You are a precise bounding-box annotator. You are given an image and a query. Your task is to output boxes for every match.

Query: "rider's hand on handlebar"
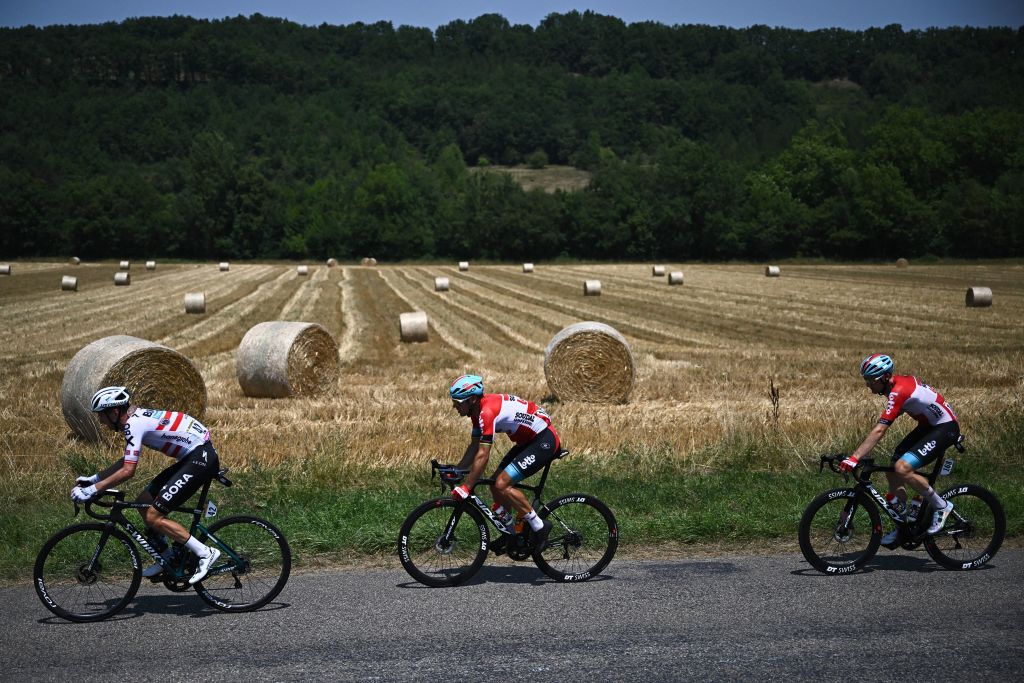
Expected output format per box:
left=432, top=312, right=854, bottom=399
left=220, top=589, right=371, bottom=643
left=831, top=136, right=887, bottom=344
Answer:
left=451, top=484, right=470, bottom=501
left=71, top=484, right=97, bottom=503
left=839, top=456, right=859, bottom=474
left=76, top=474, right=100, bottom=487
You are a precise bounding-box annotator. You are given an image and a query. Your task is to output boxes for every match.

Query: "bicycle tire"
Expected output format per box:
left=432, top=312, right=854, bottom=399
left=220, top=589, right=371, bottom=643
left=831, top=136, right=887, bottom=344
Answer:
left=398, top=498, right=488, bottom=587
left=193, top=515, right=291, bottom=611
left=533, top=493, right=618, bottom=582
left=924, top=484, right=1005, bottom=570
left=34, top=522, right=142, bottom=622
left=798, top=488, right=881, bottom=574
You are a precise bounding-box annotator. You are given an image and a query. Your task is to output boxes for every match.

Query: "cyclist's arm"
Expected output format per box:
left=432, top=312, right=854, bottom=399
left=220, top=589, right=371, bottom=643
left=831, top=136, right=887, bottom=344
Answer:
left=93, top=459, right=137, bottom=492
left=455, top=438, right=479, bottom=470
left=462, top=442, right=491, bottom=491
left=850, top=422, right=889, bottom=461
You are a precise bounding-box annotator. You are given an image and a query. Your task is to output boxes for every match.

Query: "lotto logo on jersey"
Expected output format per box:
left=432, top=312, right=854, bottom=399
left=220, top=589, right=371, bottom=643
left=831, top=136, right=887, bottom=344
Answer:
left=885, top=392, right=897, bottom=413
left=517, top=454, right=536, bottom=469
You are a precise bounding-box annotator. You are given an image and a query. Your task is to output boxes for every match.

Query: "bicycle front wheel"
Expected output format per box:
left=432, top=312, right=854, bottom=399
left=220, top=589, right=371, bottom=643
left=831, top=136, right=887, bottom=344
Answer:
left=194, top=515, right=291, bottom=611
left=924, top=484, right=1005, bottom=570
left=34, top=523, right=141, bottom=622
left=398, top=498, right=488, bottom=587
left=534, top=493, right=618, bottom=582
left=798, top=488, right=881, bottom=574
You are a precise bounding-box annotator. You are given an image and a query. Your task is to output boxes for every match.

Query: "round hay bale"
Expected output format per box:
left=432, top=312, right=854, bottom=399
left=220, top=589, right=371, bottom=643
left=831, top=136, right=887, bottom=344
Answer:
left=114, top=272, right=131, bottom=286
left=523, top=263, right=534, bottom=273
left=544, top=322, right=635, bottom=404
left=361, top=257, right=370, bottom=265
left=60, top=335, right=207, bottom=442
left=297, top=265, right=309, bottom=276
left=61, top=275, right=78, bottom=292
left=236, top=321, right=340, bottom=398
left=219, top=262, right=230, bottom=272
left=119, top=260, right=130, bottom=271
left=458, top=261, right=469, bottom=272
left=399, top=311, right=429, bottom=343
left=0, top=265, right=10, bottom=275
left=765, top=265, right=781, bottom=277
left=71, top=257, right=81, bottom=265
left=184, top=292, right=206, bottom=314
left=434, top=277, right=450, bottom=292
left=668, top=271, right=684, bottom=285
left=896, top=258, right=909, bottom=269
left=652, top=265, right=666, bottom=277
left=145, top=260, right=156, bottom=271
left=368, top=257, right=377, bottom=266
left=583, top=280, right=602, bottom=296
left=965, top=286, right=992, bottom=308
left=327, top=258, right=338, bottom=267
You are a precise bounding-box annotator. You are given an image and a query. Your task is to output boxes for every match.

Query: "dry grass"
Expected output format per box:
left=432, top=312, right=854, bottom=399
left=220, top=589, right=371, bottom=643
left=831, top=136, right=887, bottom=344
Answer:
left=1, top=261, right=1022, bottom=484
left=470, top=164, right=592, bottom=193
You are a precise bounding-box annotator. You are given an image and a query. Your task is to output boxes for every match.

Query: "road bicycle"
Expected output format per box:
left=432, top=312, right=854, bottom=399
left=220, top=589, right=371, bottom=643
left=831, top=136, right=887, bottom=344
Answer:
left=798, top=438, right=1005, bottom=574
left=34, top=468, right=291, bottom=622
left=398, top=450, right=618, bottom=586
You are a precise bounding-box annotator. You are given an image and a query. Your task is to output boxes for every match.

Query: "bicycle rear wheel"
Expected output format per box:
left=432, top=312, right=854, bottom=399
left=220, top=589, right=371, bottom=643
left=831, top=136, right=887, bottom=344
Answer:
left=194, top=515, right=291, bottom=611
left=398, top=498, right=488, bottom=587
left=34, top=523, right=141, bottom=622
left=924, top=484, right=1005, bottom=570
left=534, top=493, right=618, bottom=582
left=798, top=488, right=881, bottom=574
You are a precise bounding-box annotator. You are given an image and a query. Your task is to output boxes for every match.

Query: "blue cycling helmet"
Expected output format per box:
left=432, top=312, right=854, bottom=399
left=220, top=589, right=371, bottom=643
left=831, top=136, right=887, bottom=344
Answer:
left=449, top=374, right=484, bottom=401
left=860, top=354, right=894, bottom=380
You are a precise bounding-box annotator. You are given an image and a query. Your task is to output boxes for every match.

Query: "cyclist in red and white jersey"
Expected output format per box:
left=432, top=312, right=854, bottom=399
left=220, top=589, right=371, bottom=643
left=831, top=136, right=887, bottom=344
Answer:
left=447, top=374, right=560, bottom=550
left=840, top=355, right=960, bottom=543
left=70, top=386, right=221, bottom=584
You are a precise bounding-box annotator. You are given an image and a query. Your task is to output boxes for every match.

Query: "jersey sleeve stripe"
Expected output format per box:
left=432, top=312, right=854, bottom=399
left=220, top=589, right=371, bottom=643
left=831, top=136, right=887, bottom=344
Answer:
left=169, top=412, right=184, bottom=431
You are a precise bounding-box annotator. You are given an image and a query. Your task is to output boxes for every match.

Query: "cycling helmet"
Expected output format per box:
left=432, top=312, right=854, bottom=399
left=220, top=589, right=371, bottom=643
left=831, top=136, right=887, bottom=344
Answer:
left=90, top=386, right=131, bottom=412
left=859, top=354, right=894, bottom=380
left=449, top=374, right=484, bottom=402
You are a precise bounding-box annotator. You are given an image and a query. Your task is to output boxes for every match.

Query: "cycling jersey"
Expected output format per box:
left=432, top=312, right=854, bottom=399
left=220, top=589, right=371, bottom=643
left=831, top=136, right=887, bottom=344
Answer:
left=473, top=394, right=559, bottom=447
left=122, top=408, right=211, bottom=463
left=879, top=375, right=958, bottom=427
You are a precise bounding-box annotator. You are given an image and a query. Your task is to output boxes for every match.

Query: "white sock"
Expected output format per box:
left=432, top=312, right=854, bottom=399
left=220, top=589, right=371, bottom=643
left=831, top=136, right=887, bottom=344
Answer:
left=523, top=510, right=544, bottom=532
left=924, top=487, right=945, bottom=509
left=184, top=535, right=211, bottom=557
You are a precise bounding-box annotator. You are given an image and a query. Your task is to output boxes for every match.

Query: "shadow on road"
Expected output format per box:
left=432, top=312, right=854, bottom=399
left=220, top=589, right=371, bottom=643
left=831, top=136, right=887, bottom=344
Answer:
left=395, top=563, right=615, bottom=589
left=791, top=552, right=1000, bottom=576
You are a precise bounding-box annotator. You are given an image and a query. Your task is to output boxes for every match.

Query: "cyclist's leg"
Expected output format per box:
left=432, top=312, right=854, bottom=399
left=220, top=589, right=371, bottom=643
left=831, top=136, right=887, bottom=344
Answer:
left=144, top=443, right=219, bottom=545
left=893, top=423, right=960, bottom=504
left=490, top=444, right=526, bottom=511
left=494, top=429, right=558, bottom=518
left=887, top=424, right=930, bottom=503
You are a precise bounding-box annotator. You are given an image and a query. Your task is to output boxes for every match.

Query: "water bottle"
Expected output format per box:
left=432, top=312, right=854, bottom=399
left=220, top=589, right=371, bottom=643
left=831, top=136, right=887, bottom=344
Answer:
left=906, top=496, right=924, bottom=523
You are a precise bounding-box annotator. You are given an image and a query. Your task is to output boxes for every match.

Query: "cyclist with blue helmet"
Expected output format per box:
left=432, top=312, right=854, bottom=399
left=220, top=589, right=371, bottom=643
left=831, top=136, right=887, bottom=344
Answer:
left=841, top=354, right=960, bottom=544
left=447, top=374, right=559, bottom=550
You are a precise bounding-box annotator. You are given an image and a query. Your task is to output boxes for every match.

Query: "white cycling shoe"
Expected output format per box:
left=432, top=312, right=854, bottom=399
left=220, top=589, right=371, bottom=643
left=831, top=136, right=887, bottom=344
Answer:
left=881, top=529, right=900, bottom=546
left=927, top=500, right=954, bottom=535
left=188, top=548, right=221, bottom=585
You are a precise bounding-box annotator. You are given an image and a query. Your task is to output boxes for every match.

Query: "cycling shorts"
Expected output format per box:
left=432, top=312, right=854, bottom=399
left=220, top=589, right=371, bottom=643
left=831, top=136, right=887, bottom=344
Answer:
left=497, top=428, right=559, bottom=483
left=146, top=442, right=219, bottom=514
left=891, top=422, right=960, bottom=470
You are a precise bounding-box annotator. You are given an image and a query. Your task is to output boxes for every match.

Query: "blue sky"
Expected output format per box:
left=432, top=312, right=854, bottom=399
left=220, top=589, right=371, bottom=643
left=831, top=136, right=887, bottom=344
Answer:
left=2, top=0, right=1022, bottom=30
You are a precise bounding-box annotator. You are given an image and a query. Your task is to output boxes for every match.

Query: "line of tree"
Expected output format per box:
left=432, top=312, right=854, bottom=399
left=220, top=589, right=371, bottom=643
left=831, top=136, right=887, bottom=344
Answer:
left=1, top=13, right=1022, bottom=260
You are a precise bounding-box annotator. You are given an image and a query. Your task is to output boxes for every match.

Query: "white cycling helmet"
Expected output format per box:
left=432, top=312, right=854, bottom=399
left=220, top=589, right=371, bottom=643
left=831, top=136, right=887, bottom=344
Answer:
left=90, top=386, right=131, bottom=412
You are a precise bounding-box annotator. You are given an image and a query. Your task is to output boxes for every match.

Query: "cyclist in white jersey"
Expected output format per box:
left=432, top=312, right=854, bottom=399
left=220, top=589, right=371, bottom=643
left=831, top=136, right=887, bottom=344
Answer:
left=840, top=355, right=960, bottom=544
left=70, top=386, right=221, bottom=584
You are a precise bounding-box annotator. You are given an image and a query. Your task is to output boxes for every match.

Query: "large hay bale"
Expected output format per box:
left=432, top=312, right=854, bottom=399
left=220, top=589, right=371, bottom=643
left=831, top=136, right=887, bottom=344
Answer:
left=458, top=261, right=469, bottom=272
left=184, top=292, right=206, bottom=314
left=896, top=258, right=909, bottom=268
left=544, top=322, right=635, bottom=403
left=965, top=286, right=993, bottom=308
left=583, top=280, right=602, bottom=296
left=327, top=258, right=338, bottom=267
left=146, top=260, right=156, bottom=271
left=399, top=311, right=429, bottom=343
left=668, top=271, right=684, bottom=285
left=434, top=277, right=450, bottom=292
left=368, top=257, right=377, bottom=266
left=361, top=257, right=370, bottom=265
left=236, top=321, right=340, bottom=398
left=114, top=272, right=130, bottom=286
left=765, top=265, right=781, bottom=277
left=61, top=275, right=78, bottom=291
left=119, top=260, right=130, bottom=270
left=71, top=257, right=81, bottom=265
left=297, top=265, right=309, bottom=276
left=60, top=336, right=207, bottom=442
left=652, top=265, right=666, bottom=276
left=0, top=265, right=10, bottom=275
left=219, top=262, right=230, bottom=272
left=523, top=263, right=534, bottom=273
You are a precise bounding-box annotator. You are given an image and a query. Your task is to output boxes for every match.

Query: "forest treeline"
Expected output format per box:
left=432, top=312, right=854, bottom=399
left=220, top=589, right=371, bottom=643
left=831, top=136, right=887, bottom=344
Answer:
left=1, top=12, right=1022, bottom=260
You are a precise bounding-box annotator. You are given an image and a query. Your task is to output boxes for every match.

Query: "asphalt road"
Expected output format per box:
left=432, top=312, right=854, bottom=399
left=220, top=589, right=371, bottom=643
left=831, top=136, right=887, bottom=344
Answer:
left=4, top=549, right=1022, bottom=682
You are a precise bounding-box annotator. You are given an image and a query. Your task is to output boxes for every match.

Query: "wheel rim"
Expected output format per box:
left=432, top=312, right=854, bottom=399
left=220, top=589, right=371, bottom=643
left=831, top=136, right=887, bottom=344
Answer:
left=198, top=519, right=289, bottom=609
left=536, top=500, right=615, bottom=577
left=927, top=493, right=1000, bottom=565
left=403, top=505, right=483, bottom=583
left=37, top=528, right=137, bottom=620
left=804, top=497, right=875, bottom=568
